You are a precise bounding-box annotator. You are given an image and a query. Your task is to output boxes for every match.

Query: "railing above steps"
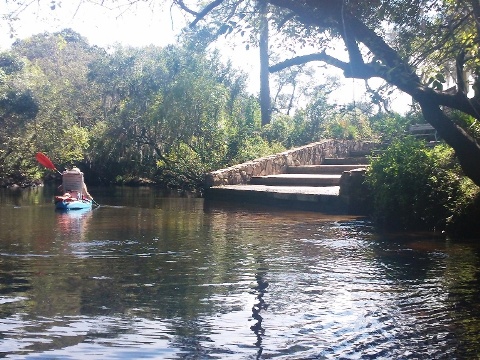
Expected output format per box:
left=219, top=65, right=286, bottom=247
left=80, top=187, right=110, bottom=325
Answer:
left=204, top=139, right=378, bottom=187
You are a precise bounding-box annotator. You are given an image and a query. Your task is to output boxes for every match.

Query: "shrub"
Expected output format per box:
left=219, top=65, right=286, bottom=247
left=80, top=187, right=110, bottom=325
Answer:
left=233, top=134, right=285, bottom=165
left=365, top=137, right=478, bottom=231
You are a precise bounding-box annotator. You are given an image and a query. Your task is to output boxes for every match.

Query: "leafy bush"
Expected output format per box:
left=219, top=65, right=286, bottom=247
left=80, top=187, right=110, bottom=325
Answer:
left=369, top=112, right=410, bottom=143
left=449, top=109, right=480, bottom=142
left=156, top=142, right=215, bottom=189
left=366, top=137, right=478, bottom=231
left=232, top=134, right=285, bottom=165
left=326, top=111, right=374, bottom=140
left=262, top=114, right=295, bottom=148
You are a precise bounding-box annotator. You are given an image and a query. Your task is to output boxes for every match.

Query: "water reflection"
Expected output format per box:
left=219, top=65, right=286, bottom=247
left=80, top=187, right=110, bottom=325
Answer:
left=55, top=208, right=94, bottom=239
left=250, top=267, right=268, bottom=359
left=0, top=185, right=55, bottom=207
left=0, top=186, right=480, bottom=359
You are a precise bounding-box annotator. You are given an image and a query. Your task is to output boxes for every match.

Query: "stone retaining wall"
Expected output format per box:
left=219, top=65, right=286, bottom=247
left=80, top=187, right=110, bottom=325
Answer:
left=339, top=168, right=372, bottom=215
left=205, top=139, right=377, bottom=187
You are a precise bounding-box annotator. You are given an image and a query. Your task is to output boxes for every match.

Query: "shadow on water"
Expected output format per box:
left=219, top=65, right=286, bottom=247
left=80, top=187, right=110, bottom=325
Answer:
left=370, top=232, right=448, bottom=282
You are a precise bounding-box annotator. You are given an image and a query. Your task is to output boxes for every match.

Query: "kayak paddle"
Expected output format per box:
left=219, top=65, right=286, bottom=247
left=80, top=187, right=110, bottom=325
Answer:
left=35, top=152, right=62, bottom=175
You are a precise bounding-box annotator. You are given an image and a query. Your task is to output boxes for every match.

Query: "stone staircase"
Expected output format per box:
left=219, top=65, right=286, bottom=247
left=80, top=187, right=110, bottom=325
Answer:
left=204, top=140, right=376, bottom=214
left=205, top=156, right=370, bottom=214
left=250, top=163, right=366, bottom=187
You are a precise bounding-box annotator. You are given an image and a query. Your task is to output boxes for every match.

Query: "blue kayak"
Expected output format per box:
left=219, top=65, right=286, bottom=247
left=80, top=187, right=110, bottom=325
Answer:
left=55, top=170, right=94, bottom=210
left=55, top=196, right=93, bottom=210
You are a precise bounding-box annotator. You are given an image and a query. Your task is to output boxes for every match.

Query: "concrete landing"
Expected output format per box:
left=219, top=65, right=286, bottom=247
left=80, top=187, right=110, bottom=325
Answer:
left=207, top=184, right=340, bottom=195
left=205, top=184, right=346, bottom=213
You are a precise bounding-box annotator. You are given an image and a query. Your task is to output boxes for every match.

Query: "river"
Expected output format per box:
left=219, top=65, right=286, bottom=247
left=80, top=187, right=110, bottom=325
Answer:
left=0, top=185, right=479, bottom=359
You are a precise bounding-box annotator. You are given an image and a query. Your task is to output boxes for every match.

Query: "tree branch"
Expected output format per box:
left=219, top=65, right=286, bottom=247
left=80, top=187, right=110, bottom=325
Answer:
left=427, top=88, right=480, bottom=118
left=270, top=52, right=344, bottom=72
left=268, top=0, right=422, bottom=95
left=190, top=0, right=227, bottom=27
left=267, top=0, right=480, bottom=119
left=269, top=52, right=378, bottom=79
left=456, top=50, right=467, bottom=94
left=173, top=0, right=198, bottom=16
left=338, top=1, right=364, bottom=71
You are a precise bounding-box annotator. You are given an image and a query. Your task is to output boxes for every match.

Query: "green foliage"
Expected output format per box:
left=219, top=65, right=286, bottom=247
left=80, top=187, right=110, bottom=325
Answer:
left=0, top=90, right=38, bottom=119
left=325, top=110, right=374, bottom=140
left=0, top=28, right=269, bottom=188
left=300, top=87, right=336, bottom=142
left=263, top=85, right=339, bottom=148
left=449, top=109, right=480, bottom=142
left=85, top=43, right=252, bottom=185
left=0, top=52, right=24, bottom=75
left=232, top=134, right=285, bottom=165
left=263, top=101, right=398, bottom=148
left=61, top=125, right=90, bottom=165
left=157, top=142, right=208, bottom=189
left=262, top=113, right=295, bottom=147
left=369, top=112, right=411, bottom=143
left=366, top=137, right=478, bottom=231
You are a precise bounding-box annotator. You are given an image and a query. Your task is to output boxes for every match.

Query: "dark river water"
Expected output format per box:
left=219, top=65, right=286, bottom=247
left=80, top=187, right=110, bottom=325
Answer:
left=1, top=185, right=480, bottom=359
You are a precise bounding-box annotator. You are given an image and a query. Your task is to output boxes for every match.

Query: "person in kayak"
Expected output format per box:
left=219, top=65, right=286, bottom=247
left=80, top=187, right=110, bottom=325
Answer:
left=58, top=167, right=93, bottom=200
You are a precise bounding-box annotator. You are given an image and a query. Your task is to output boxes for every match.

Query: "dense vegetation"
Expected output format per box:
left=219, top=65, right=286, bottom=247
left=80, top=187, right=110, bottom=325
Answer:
left=123, top=0, right=480, bottom=235
left=0, top=29, right=263, bottom=188
left=0, top=28, right=404, bottom=189
left=366, top=138, right=479, bottom=234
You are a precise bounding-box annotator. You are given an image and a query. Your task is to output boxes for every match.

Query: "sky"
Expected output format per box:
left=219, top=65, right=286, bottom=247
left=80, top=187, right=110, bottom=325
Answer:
left=0, top=1, right=411, bottom=113
left=1, top=1, right=265, bottom=92
left=1, top=2, right=183, bottom=48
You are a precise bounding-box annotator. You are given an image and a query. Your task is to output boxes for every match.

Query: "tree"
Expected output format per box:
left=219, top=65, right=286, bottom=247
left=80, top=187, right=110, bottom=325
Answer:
left=0, top=29, right=107, bottom=185
left=271, top=65, right=313, bottom=116
left=258, top=0, right=271, bottom=125
left=86, top=42, right=254, bottom=186
left=170, top=0, right=480, bottom=187
left=0, top=52, right=40, bottom=183
left=11, top=29, right=104, bottom=163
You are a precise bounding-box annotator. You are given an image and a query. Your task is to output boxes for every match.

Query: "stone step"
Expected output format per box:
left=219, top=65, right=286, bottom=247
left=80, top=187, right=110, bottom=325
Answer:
left=322, top=157, right=370, bottom=165
left=287, top=164, right=368, bottom=174
left=250, top=174, right=341, bottom=187
left=349, top=150, right=373, bottom=157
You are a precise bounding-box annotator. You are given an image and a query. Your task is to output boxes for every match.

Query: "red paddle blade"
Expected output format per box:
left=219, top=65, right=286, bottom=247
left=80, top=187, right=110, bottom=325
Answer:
left=35, top=152, right=57, bottom=171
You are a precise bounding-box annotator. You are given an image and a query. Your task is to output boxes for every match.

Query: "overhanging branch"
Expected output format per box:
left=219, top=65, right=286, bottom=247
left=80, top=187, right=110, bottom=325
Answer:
left=189, top=0, right=226, bottom=27
left=270, top=52, right=345, bottom=72
left=269, top=52, right=378, bottom=79
left=275, top=12, right=295, bottom=30
left=173, top=0, right=198, bottom=16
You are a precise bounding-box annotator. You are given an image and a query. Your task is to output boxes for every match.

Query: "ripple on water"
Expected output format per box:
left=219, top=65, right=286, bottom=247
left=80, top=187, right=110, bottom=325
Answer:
left=0, top=198, right=478, bottom=359
left=1, top=315, right=179, bottom=358
left=69, top=239, right=139, bottom=258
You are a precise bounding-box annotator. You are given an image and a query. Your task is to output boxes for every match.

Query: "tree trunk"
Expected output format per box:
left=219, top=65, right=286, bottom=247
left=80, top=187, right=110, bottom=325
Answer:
left=259, top=0, right=271, bottom=126
left=418, top=100, right=480, bottom=186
